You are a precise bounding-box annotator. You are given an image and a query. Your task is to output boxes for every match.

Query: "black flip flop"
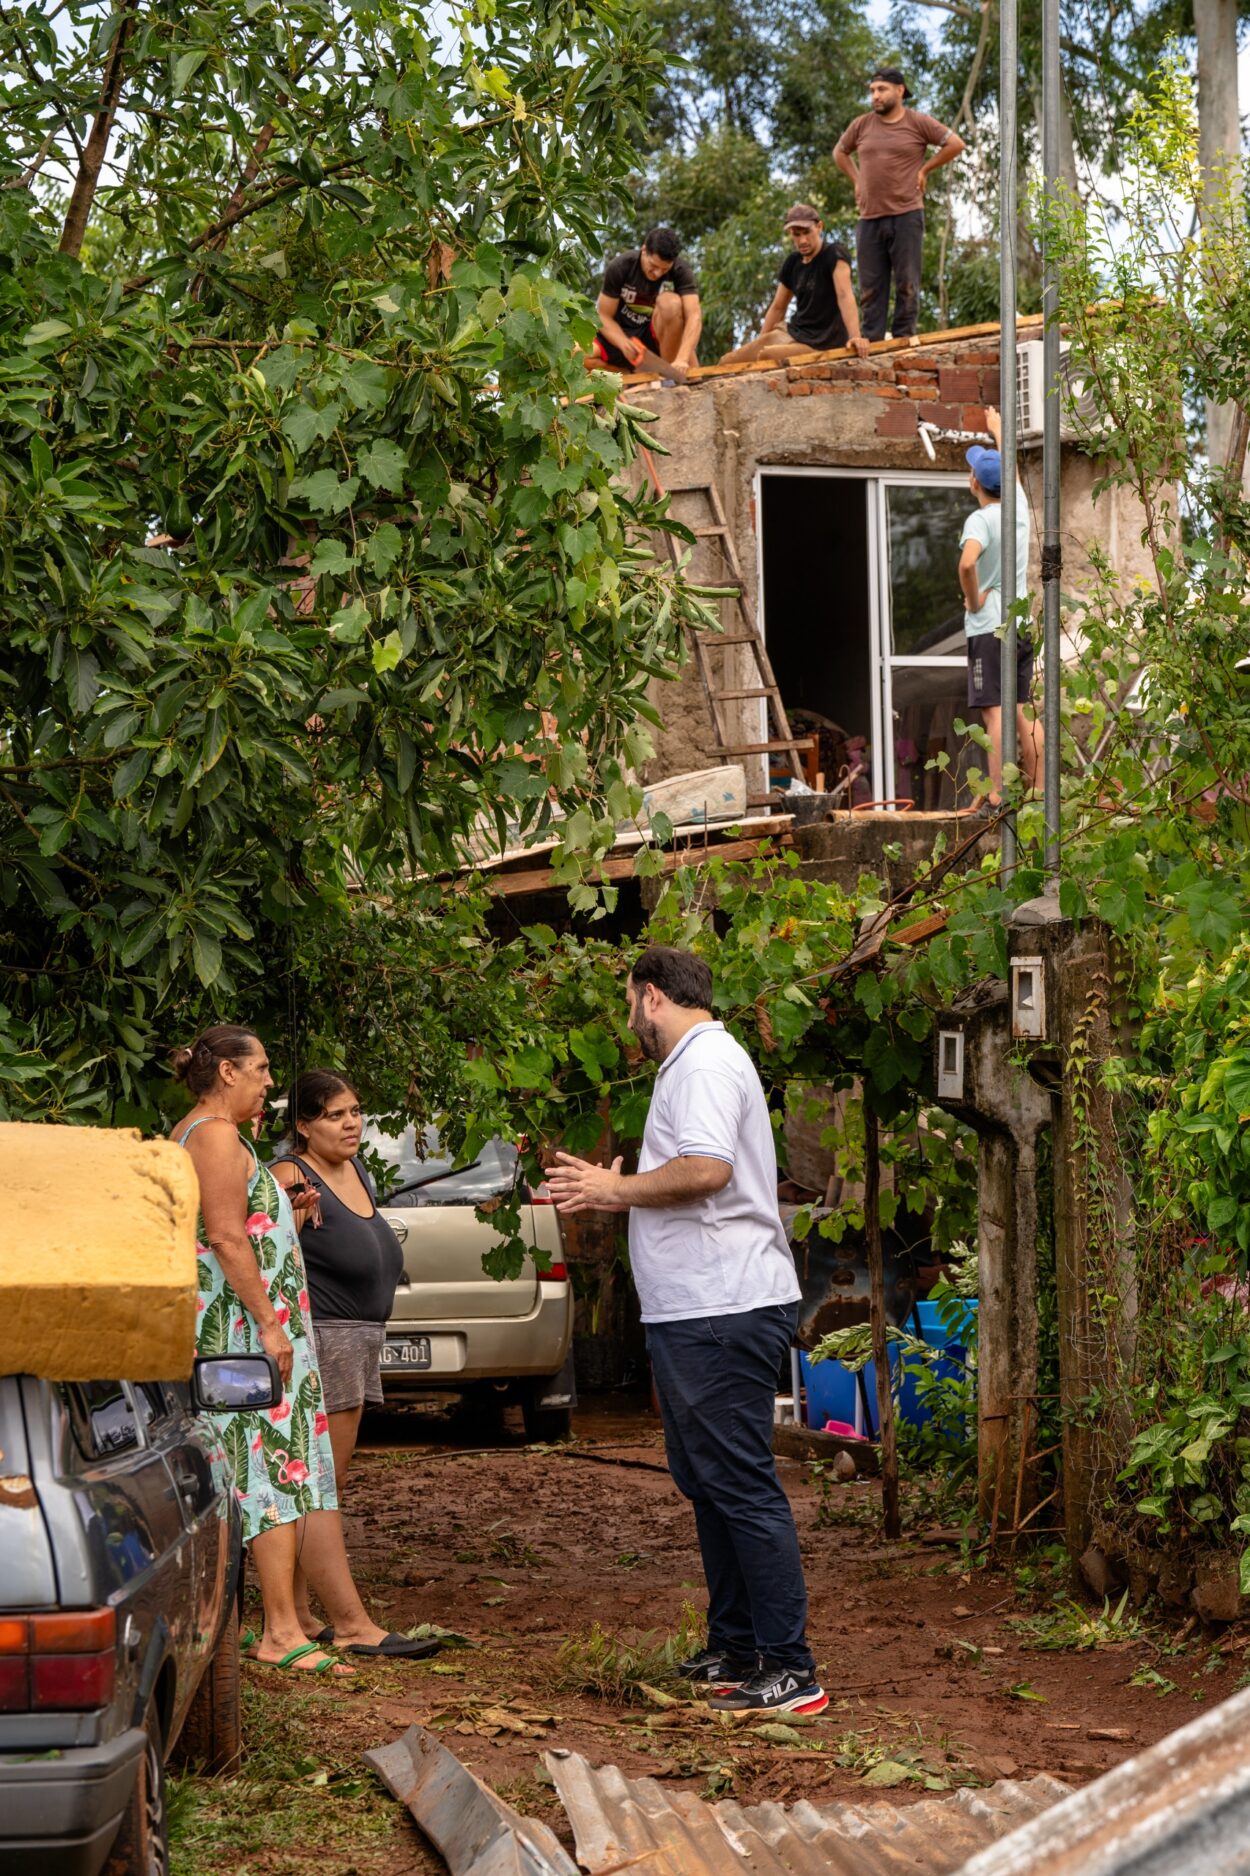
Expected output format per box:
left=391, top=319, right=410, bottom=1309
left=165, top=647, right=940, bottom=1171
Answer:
left=342, top=1632, right=442, bottom=1660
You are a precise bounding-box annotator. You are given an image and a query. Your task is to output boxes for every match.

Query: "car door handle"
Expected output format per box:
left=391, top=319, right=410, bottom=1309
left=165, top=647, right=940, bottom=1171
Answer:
left=173, top=1466, right=201, bottom=1506
left=388, top=1218, right=409, bottom=1244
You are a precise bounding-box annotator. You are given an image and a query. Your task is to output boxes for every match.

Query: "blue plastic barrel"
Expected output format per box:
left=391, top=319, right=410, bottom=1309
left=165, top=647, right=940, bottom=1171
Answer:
left=801, top=1299, right=977, bottom=1434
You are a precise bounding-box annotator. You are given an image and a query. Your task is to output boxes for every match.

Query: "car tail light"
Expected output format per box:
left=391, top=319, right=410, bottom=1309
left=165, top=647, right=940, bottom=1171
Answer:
left=535, top=1261, right=568, bottom=1282
left=529, top=1181, right=555, bottom=1204
left=32, top=1609, right=115, bottom=1653
left=0, top=1609, right=116, bottom=1711
left=33, top=1651, right=116, bottom=1709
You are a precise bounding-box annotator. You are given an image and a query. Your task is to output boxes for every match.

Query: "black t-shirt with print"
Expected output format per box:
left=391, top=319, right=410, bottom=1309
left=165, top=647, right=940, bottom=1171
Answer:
left=778, top=240, right=853, bottom=350
left=601, top=249, right=699, bottom=338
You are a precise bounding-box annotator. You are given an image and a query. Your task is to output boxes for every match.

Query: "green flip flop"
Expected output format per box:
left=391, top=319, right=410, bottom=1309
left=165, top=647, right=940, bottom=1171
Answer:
left=245, top=1639, right=355, bottom=1675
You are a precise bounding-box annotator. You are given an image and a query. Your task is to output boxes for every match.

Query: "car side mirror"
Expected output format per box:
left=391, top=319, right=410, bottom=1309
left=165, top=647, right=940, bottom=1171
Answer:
left=191, top=1354, right=282, bottom=1413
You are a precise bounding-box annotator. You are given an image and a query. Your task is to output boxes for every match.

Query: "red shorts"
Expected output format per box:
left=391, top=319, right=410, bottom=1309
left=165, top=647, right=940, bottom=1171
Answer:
left=593, top=323, right=656, bottom=369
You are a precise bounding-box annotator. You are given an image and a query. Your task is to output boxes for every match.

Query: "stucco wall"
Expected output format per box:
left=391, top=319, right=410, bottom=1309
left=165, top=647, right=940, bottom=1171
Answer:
left=0, top=1124, right=198, bottom=1380
left=624, top=334, right=1155, bottom=786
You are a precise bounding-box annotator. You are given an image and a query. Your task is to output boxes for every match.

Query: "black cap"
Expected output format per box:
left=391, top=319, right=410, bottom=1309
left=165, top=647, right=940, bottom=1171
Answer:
left=871, top=67, right=912, bottom=97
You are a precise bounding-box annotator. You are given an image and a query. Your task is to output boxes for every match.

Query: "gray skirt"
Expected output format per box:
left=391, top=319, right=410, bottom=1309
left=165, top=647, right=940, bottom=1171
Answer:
left=311, top=1318, right=386, bottom=1414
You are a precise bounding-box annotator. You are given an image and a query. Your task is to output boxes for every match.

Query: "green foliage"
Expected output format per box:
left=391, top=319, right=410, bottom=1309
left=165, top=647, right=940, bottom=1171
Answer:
left=1023, top=59, right=1250, bottom=1579
left=0, top=0, right=707, bottom=1125
left=1006, top=1590, right=1142, bottom=1653
left=555, top=1601, right=706, bottom=1702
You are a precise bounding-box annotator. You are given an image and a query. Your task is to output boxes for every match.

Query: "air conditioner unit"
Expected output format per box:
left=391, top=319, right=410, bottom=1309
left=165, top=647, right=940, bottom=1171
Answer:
left=1016, top=339, right=1101, bottom=444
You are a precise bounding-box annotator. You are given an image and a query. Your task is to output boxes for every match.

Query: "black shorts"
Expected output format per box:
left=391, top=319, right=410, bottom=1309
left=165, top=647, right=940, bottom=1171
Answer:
left=967, top=633, right=1034, bottom=710
left=593, top=322, right=656, bottom=369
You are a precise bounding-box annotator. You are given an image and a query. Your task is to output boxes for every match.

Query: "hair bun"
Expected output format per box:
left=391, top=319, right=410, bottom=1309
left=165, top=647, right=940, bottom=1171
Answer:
left=169, top=1045, right=195, bottom=1082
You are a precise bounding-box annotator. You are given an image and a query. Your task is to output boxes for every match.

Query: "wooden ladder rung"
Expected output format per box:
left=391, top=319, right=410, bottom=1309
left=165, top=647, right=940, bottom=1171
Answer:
left=715, top=687, right=774, bottom=701
left=691, top=525, right=730, bottom=537
left=703, top=632, right=757, bottom=645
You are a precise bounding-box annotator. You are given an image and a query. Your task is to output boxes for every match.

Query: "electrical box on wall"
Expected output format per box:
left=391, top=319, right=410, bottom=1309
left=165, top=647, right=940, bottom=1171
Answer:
left=936, top=1027, right=965, bottom=1101
left=1011, top=955, right=1047, bottom=1040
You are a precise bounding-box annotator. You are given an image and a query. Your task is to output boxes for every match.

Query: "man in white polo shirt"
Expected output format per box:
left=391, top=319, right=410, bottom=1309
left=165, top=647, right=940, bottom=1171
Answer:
left=545, top=945, right=825, bottom=1717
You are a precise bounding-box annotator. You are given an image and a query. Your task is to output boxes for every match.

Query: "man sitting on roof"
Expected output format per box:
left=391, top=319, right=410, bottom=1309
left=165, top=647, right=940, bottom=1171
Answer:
left=718, top=204, right=870, bottom=366
left=590, top=228, right=702, bottom=374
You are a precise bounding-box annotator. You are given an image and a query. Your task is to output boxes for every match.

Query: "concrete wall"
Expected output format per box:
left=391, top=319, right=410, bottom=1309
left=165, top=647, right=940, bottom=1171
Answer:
left=626, top=334, right=1155, bottom=786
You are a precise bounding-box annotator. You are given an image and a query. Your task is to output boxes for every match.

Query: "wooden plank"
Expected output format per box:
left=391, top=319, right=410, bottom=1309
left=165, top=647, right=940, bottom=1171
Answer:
left=890, top=911, right=950, bottom=947
left=718, top=739, right=814, bottom=756
left=616, top=313, right=1045, bottom=387
left=484, top=832, right=790, bottom=899
left=772, top=1423, right=879, bottom=1475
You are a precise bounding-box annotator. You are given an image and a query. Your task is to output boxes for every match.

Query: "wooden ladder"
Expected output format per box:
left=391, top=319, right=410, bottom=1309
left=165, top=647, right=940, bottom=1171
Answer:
left=640, top=449, right=807, bottom=786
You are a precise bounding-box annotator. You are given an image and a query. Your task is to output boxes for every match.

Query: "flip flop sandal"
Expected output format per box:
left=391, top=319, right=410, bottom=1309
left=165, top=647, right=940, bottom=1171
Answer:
left=314, top=1626, right=335, bottom=1643
left=341, top=1633, right=442, bottom=1660
left=245, top=1640, right=356, bottom=1676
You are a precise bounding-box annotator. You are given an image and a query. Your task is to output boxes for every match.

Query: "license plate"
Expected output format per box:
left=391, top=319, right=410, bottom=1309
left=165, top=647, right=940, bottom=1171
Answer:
left=382, top=1337, right=432, bottom=1371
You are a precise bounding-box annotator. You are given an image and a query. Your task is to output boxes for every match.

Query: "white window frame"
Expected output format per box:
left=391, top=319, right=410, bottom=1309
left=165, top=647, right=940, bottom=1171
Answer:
left=756, top=466, right=968, bottom=805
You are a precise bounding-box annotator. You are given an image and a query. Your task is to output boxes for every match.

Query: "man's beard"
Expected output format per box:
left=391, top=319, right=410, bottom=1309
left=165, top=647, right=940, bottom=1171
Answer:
left=631, top=1012, right=664, bottom=1062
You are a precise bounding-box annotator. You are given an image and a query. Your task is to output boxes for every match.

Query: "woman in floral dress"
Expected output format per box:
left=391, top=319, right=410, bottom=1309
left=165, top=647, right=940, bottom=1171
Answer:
left=174, top=1026, right=421, bottom=1670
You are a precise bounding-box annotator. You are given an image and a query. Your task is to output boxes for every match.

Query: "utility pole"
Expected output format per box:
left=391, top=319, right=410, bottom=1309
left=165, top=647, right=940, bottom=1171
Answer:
left=1041, top=0, right=1062, bottom=873
left=999, top=0, right=1019, bottom=883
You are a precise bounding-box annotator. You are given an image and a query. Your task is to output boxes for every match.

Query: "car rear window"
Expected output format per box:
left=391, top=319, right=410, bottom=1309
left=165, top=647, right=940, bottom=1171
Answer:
left=363, top=1123, right=518, bottom=1208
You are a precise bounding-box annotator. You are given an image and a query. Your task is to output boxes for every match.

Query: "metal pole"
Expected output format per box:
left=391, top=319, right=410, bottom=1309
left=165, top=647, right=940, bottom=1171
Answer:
left=999, top=0, right=1019, bottom=882
left=1041, top=0, right=1062, bottom=874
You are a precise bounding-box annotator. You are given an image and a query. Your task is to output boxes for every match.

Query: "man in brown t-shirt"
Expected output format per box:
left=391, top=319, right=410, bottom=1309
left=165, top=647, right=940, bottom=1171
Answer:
left=834, top=69, right=964, bottom=340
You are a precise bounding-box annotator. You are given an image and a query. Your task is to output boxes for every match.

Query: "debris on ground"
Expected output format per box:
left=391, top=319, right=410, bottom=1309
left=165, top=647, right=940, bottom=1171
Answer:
left=364, top=1724, right=577, bottom=1876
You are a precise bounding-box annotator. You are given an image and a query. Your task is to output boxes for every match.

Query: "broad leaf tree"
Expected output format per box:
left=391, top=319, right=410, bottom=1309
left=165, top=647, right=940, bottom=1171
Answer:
left=0, top=0, right=702, bottom=1123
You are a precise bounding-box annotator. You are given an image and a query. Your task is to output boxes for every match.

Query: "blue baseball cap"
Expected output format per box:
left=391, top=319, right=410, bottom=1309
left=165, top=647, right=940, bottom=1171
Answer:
left=966, top=445, right=1002, bottom=494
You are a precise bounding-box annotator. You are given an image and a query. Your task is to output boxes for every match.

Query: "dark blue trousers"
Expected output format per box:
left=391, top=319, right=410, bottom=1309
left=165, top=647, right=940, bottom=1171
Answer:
left=857, top=209, right=925, bottom=340
left=646, top=1301, right=815, bottom=1676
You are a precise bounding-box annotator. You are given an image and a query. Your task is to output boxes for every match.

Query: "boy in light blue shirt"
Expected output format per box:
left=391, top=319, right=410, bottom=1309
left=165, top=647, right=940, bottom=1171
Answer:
left=958, top=406, right=1042, bottom=809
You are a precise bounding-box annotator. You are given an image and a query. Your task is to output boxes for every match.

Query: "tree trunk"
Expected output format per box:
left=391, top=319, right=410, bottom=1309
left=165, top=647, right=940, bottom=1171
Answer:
left=1193, top=0, right=1241, bottom=466
left=58, top=3, right=135, bottom=258
left=1057, top=74, right=1079, bottom=198
left=864, top=1107, right=900, bottom=1541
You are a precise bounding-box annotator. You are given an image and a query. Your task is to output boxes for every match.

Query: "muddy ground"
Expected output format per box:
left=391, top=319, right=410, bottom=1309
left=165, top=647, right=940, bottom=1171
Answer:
left=170, top=1396, right=1248, bottom=1875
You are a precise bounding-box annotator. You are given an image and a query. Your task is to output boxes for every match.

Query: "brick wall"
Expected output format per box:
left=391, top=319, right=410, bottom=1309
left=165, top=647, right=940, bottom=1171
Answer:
left=775, top=338, right=1003, bottom=440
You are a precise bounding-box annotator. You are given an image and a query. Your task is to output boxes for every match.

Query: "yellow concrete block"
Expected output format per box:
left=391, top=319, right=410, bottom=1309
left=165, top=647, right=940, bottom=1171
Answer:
left=0, top=1124, right=199, bottom=1382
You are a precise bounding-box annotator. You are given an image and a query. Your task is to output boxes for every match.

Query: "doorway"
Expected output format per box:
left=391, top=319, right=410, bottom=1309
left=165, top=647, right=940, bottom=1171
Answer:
left=758, top=468, right=979, bottom=807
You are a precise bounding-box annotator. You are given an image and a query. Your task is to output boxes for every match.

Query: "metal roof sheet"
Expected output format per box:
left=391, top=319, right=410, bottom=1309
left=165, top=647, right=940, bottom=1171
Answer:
left=545, top=1751, right=1071, bottom=1876
left=957, top=1683, right=1250, bottom=1875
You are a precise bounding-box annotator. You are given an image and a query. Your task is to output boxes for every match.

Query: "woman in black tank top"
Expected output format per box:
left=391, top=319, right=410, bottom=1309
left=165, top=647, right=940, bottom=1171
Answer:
left=272, top=1070, right=425, bottom=1654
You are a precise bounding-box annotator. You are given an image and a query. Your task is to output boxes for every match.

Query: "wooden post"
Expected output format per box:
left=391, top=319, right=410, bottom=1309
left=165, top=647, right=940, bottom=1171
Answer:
left=864, top=1106, right=900, bottom=1539
left=1053, top=928, right=1135, bottom=1562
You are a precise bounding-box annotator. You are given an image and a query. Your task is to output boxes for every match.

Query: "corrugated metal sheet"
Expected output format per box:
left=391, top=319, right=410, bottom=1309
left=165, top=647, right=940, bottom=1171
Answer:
left=545, top=1750, right=1071, bottom=1876
left=957, top=1683, right=1250, bottom=1875
left=365, top=1725, right=579, bottom=1876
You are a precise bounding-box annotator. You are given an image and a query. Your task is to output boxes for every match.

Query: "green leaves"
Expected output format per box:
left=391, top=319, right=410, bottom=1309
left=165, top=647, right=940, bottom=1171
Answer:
left=358, top=439, right=407, bottom=494
left=287, top=469, right=360, bottom=515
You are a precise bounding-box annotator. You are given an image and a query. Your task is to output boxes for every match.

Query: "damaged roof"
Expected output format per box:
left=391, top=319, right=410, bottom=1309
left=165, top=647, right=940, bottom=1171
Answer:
left=622, top=314, right=1043, bottom=392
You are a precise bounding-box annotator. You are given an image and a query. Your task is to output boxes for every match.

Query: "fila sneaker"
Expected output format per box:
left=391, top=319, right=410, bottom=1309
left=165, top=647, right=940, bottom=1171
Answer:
left=706, top=1667, right=829, bottom=1714
left=676, top=1648, right=754, bottom=1688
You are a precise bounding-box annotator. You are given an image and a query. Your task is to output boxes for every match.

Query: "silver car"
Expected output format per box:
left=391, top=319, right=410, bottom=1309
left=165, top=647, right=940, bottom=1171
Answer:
left=0, top=1355, right=279, bottom=1875
left=365, top=1127, right=574, bottom=1440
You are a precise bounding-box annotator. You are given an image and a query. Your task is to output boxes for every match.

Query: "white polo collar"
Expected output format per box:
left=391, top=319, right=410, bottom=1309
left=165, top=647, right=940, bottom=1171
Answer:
left=655, top=1020, right=724, bottom=1079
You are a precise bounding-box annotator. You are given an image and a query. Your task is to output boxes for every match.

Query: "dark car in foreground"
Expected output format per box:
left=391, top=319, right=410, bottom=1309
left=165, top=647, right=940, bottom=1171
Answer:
left=0, top=1354, right=279, bottom=1876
